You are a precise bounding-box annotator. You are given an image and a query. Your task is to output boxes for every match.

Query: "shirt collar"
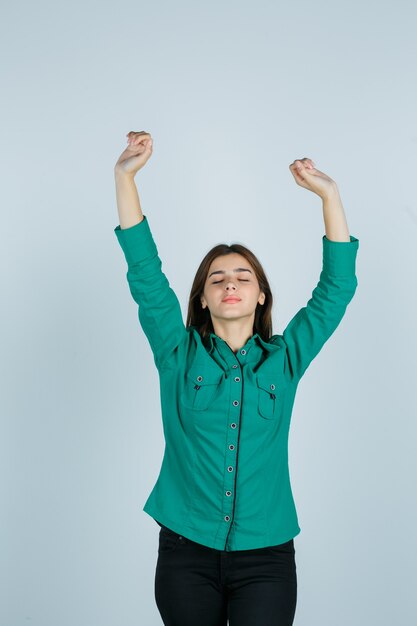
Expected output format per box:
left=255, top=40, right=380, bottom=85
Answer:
left=206, top=330, right=279, bottom=355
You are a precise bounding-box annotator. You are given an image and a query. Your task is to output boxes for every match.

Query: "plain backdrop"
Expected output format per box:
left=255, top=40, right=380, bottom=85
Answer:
left=1, top=1, right=416, bottom=625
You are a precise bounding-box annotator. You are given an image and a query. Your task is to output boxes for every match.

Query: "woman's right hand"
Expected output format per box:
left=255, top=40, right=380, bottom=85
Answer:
left=114, top=131, right=153, bottom=176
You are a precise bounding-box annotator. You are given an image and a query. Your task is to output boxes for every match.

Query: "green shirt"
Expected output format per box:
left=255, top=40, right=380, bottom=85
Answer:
left=114, top=215, right=359, bottom=551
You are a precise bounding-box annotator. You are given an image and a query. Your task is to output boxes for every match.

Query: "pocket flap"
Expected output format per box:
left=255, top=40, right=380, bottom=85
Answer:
left=256, top=374, right=278, bottom=394
left=186, top=365, right=224, bottom=386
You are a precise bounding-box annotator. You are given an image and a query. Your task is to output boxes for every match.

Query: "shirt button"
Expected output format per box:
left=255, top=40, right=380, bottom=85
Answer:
left=240, top=349, right=246, bottom=355
left=232, top=364, right=238, bottom=369
left=231, top=423, right=237, bottom=428
left=227, top=466, right=233, bottom=472
left=229, top=444, right=235, bottom=450
left=233, top=400, right=239, bottom=406
left=225, top=515, right=231, bottom=522
left=270, top=383, right=275, bottom=390
left=234, top=376, right=240, bottom=382
left=225, top=491, right=232, bottom=496
left=196, top=375, right=203, bottom=382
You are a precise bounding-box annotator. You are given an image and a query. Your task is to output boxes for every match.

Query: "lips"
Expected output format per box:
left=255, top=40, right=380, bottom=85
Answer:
left=222, top=297, right=241, bottom=303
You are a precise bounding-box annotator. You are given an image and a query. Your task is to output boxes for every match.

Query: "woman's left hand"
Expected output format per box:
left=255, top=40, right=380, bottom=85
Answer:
left=289, top=158, right=338, bottom=199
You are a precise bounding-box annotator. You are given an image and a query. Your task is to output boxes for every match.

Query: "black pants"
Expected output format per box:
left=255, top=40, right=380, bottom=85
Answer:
left=154, top=524, right=297, bottom=626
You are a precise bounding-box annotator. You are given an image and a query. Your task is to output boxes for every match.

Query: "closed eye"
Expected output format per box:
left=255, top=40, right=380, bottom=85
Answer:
left=212, top=279, right=250, bottom=284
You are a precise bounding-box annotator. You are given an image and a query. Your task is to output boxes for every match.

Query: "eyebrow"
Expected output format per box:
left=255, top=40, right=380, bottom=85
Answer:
left=208, top=268, right=253, bottom=278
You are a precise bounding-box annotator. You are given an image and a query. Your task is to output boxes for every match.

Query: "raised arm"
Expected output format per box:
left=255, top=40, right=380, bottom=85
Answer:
left=282, top=158, right=360, bottom=382
left=113, top=131, right=187, bottom=370
left=114, top=130, right=152, bottom=229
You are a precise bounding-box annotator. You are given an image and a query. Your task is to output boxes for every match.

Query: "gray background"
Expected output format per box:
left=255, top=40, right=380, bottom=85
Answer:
left=2, top=0, right=416, bottom=624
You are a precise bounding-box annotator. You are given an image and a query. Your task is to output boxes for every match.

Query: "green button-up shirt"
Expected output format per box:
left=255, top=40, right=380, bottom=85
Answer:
left=114, top=215, right=359, bottom=551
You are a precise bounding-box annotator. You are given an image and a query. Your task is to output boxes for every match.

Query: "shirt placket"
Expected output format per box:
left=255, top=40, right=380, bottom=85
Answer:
left=216, top=341, right=249, bottom=551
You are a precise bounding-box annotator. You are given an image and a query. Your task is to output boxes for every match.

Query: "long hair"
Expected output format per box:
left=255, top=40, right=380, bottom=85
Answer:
left=185, top=243, right=274, bottom=345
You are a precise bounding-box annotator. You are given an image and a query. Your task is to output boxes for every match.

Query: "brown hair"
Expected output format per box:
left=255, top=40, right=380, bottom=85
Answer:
left=185, top=243, right=274, bottom=345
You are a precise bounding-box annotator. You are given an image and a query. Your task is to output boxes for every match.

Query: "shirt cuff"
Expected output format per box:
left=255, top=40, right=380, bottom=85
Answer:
left=114, top=215, right=157, bottom=266
left=322, top=234, right=359, bottom=277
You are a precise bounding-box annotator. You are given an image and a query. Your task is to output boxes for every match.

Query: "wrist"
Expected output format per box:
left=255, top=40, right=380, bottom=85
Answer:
left=114, top=166, right=137, bottom=182
left=320, top=182, right=340, bottom=202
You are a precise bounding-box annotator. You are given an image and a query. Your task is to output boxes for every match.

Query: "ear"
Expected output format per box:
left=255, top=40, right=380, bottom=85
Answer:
left=258, top=292, right=266, bottom=306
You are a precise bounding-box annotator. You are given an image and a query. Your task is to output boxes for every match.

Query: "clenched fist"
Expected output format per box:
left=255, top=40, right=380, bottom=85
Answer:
left=115, top=131, right=154, bottom=176
left=289, top=158, right=338, bottom=199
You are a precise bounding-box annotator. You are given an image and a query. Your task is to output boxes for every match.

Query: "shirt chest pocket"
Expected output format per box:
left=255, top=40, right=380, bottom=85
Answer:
left=256, top=374, right=281, bottom=419
left=181, top=367, right=225, bottom=411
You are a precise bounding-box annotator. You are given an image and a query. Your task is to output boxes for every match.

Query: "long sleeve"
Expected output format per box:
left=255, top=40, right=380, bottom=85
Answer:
left=114, top=215, right=187, bottom=370
left=282, top=234, right=359, bottom=382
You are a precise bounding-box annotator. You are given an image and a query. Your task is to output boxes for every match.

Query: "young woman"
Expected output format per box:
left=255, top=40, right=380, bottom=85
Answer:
left=113, top=131, right=359, bottom=626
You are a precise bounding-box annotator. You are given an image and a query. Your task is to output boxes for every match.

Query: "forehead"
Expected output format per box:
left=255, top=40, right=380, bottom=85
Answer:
left=209, top=252, right=252, bottom=272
